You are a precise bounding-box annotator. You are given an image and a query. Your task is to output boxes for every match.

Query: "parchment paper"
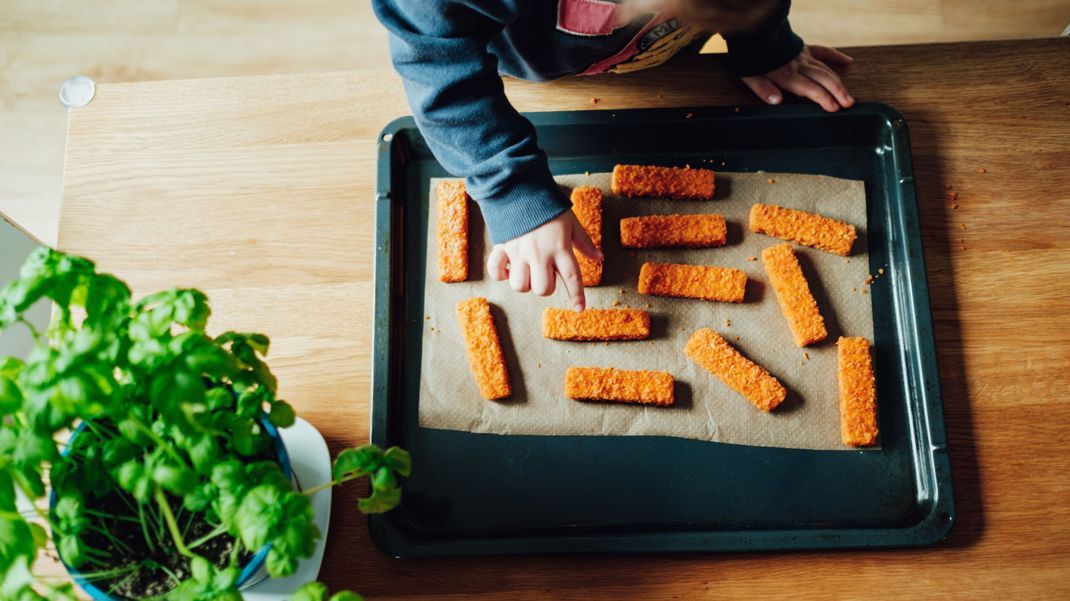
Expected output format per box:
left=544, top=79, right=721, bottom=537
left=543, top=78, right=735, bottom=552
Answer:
left=417, top=171, right=874, bottom=451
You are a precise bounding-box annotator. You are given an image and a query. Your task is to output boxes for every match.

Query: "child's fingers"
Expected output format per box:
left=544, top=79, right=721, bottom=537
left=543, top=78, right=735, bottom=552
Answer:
left=773, top=73, right=839, bottom=112
left=741, top=75, right=783, bottom=105
left=530, top=257, right=556, bottom=296
left=555, top=250, right=586, bottom=312
left=571, top=221, right=603, bottom=261
left=487, top=246, right=510, bottom=281
left=508, top=258, right=531, bottom=293
left=809, top=45, right=853, bottom=66
left=799, top=64, right=854, bottom=107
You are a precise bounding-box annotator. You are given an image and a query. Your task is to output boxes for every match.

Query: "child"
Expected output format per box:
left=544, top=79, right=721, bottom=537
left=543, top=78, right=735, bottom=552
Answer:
left=373, top=0, right=854, bottom=311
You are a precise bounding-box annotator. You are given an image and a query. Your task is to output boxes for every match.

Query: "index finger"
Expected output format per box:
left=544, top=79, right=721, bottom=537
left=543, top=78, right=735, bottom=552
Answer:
left=555, top=250, right=586, bottom=312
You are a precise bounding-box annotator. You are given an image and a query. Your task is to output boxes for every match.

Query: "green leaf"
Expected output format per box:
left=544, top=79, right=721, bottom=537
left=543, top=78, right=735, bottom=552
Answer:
left=266, top=546, right=300, bottom=579
left=152, top=463, right=197, bottom=496
left=0, top=376, right=25, bottom=414
left=235, top=484, right=283, bottom=552
left=291, top=582, right=328, bottom=601
left=329, top=592, right=365, bottom=601
left=0, top=357, right=23, bottom=379
left=187, top=434, right=221, bottom=475
left=0, top=471, right=15, bottom=511
left=383, top=447, right=412, bottom=478
left=52, top=496, right=87, bottom=536
left=57, top=534, right=86, bottom=568
left=28, top=523, right=47, bottom=549
left=190, top=556, right=212, bottom=582
left=116, top=461, right=153, bottom=502
left=268, top=400, right=295, bottom=428
left=205, top=386, right=234, bottom=410
left=0, top=513, right=36, bottom=570
left=102, top=437, right=140, bottom=467
left=332, top=446, right=383, bottom=481
left=358, top=467, right=402, bottom=514
left=0, top=555, right=34, bottom=599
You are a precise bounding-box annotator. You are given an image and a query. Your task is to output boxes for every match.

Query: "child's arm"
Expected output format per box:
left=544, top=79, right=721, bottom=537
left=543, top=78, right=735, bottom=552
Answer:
left=724, top=0, right=854, bottom=112
left=373, top=0, right=599, bottom=311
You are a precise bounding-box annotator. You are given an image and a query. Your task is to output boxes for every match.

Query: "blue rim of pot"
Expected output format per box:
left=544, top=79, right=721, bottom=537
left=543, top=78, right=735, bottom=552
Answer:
left=50, top=414, right=293, bottom=601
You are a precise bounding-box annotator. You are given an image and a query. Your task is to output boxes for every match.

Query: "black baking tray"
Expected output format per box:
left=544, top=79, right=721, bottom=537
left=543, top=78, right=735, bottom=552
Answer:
left=369, top=103, right=954, bottom=556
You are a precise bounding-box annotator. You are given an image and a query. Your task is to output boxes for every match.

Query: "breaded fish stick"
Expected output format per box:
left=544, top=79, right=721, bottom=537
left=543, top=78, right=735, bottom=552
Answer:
left=749, top=203, right=856, bottom=256
left=565, top=367, right=674, bottom=406
left=620, top=214, right=727, bottom=248
left=436, top=180, right=469, bottom=282
left=761, top=243, right=827, bottom=346
left=571, top=186, right=603, bottom=286
left=684, top=328, right=786, bottom=411
left=838, top=336, right=879, bottom=447
left=612, top=164, right=715, bottom=200
left=542, top=307, right=650, bottom=341
left=455, top=297, right=511, bottom=400
left=638, top=262, right=746, bottom=303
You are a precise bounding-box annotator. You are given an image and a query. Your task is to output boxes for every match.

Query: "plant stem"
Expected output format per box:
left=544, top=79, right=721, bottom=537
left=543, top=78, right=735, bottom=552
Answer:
left=137, top=502, right=158, bottom=554
left=187, top=525, right=227, bottom=550
left=128, top=416, right=187, bottom=466
left=301, top=471, right=366, bottom=496
left=154, top=489, right=199, bottom=560
left=16, top=316, right=41, bottom=343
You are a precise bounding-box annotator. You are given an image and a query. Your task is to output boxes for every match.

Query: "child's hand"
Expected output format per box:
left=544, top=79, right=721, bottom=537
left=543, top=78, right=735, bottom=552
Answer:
left=741, top=45, right=855, bottom=113
left=487, top=211, right=603, bottom=312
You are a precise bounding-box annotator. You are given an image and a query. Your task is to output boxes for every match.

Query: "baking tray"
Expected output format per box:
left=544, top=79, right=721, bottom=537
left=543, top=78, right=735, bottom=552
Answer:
left=369, top=103, right=954, bottom=556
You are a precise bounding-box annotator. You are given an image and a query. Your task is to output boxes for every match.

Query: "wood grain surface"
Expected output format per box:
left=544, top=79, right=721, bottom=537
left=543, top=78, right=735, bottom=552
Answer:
left=55, top=38, right=1070, bottom=599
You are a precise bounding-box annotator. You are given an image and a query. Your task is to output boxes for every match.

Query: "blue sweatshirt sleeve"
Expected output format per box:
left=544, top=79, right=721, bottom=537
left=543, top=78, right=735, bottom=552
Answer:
left=724, top=1, right=804, bottom=77
left=372, top=0, right=571, bottom=245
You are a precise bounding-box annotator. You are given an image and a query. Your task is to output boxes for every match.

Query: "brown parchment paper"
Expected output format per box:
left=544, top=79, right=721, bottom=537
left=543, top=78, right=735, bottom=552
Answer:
left=417, top=171, right=873, bottom=451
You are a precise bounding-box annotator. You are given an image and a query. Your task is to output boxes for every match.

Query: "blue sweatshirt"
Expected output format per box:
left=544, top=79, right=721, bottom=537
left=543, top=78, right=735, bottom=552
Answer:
left=373, top=0, right=803, bottom=243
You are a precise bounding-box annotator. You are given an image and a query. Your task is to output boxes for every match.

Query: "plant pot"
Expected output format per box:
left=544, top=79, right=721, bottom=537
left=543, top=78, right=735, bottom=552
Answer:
left=52, top=415, right=293, bottom=601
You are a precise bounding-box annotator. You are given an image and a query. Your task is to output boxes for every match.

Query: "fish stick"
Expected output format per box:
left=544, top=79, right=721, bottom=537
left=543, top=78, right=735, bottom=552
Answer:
left=611, top=164, right=715, bottom=200
left=838, top=337, right=879, bottom=447
left=620, top=214, right=727, bottom=248
left=542, top=307, right=650, bottom=341
left=571, top=186, right=603, bottom=286
left=749, top=203, right=856, bottom=256
left=565, top=367, right=674, bottom=406
left=684, top=328, right=786, bottom=411
left=455, top=297, right=511, bottom=400
left=638, top=262, right=746, bottom=303
left=436, top=180, right=469, bottom=282
left=761, top=243, right=827, bottom=346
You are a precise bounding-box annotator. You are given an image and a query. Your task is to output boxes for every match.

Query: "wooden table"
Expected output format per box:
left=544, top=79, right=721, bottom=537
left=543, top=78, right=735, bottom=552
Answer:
left=57, top=38, right=1070, bottom=599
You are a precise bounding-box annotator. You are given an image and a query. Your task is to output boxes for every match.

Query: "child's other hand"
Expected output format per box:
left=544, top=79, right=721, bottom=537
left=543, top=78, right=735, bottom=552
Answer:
left=741, top=45, right=855, bottom=112
left=486, top=211, right=603, bottom=312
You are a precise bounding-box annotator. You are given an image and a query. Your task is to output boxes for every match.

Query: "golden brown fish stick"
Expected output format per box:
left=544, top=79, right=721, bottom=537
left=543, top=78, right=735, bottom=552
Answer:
left=638, top=262, right=746, bottom=303
left=611, top=164, right=715, bottom=200
left=749, top=203, right=856, bottom=256
left=565, top=367, right=674, bottom=406
left=761, top=243, right=827, bottom=346
left=542, top=307, right=650, bottom=341
left=436, top=180, right=469, bottom=282
left=571, top=186, right=603, bottom=286
left=455, top=297, right=511, bottom=400
left=684, top=328, right=786, bottom=411
left=838, top=336, right=879, bottom=447
left=619, top=214, right=727, bottom=248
